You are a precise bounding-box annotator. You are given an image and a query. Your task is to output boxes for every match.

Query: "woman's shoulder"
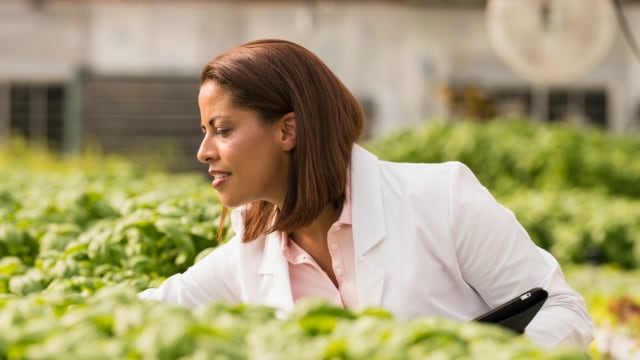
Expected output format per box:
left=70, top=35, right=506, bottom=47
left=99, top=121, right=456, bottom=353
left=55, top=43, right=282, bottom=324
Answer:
left=375, top=159, right=490, bottom=208
left=353, top=145, right=481, bottom=195
left=378, top=158, right=475, bottom=184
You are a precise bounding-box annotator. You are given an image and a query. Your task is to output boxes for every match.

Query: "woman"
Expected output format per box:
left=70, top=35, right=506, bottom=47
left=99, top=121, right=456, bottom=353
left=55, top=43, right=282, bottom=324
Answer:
left=138, top=39, right=594, bottom=349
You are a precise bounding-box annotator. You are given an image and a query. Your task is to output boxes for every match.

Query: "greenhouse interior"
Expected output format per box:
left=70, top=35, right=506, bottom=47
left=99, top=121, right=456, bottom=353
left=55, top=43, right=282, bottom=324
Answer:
left=1, top=0, right=640, bottom=359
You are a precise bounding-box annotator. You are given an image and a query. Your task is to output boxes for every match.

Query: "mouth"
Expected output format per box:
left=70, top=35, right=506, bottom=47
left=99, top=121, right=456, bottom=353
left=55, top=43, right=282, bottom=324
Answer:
left=209, top=171, right=231, bottom=188
left=211, top=173, right=230, bottom=181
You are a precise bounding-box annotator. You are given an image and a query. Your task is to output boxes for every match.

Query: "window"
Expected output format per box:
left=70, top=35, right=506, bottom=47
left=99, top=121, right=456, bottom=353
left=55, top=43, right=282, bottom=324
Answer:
left=8, top=83, right=65, bottom=150
left=548, top=88, right=607, bottom=127
left=444, top=83, right=608, bottom=127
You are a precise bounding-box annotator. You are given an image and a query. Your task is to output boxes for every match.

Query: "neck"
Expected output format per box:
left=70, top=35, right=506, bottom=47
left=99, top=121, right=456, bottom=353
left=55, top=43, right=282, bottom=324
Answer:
left=289, top=204, right=342, bottom=287
left=290, top=204, right=340, bottom=248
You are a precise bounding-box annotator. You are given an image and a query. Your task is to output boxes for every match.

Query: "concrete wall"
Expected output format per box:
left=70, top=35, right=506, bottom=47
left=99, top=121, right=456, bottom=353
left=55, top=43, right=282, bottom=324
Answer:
left=1, top=0, right=638, bottom=136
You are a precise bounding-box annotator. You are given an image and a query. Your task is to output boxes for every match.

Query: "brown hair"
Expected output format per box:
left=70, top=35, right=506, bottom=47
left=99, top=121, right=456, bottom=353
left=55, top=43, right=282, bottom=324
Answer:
left=200, top=39, right=364, bottom=242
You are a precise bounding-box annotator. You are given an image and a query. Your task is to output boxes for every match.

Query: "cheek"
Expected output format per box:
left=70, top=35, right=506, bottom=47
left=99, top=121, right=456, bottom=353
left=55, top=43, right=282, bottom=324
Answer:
left=223, top=137, right=275, bottom=173
left=247, top=145, right=285, bottom=178
left=221, top=124, right=286, bottom=178
left=244, top=144, right=289, bottom=189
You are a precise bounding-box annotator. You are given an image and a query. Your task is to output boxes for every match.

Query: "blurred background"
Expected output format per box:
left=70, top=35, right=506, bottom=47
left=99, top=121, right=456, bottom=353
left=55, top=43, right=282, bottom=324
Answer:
left=2, top=1, right=640, bottom=358
left=0, top=0, right=638, bottom=170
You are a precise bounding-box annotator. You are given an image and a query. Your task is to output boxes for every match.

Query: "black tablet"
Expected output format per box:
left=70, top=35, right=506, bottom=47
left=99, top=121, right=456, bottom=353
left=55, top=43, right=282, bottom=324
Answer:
left=473, top=287, right=548, bottom=334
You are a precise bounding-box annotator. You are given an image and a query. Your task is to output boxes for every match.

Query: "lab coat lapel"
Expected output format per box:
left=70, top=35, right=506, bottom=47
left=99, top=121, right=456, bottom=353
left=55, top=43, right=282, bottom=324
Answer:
left=350, top=145, right=386, bottom=308
left=231, top=207, right=294, bottom=313
left=257, top=231, right=294, bottom=314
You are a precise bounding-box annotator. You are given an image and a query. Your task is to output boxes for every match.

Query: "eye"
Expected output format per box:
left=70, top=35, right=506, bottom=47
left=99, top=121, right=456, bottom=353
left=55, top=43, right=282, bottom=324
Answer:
left=214, top=128, right=231, bottom=137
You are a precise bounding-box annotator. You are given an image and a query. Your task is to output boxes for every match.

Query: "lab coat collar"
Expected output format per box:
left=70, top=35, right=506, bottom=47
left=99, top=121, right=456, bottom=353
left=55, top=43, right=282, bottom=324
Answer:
left=350, top=144, right=387, bottom=308
left=350, top=144, right=386, bottom=255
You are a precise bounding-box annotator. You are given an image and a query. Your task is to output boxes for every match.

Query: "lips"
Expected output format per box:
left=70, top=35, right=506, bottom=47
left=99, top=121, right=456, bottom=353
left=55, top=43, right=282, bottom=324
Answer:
left=208, top=170, right=231, bottom=188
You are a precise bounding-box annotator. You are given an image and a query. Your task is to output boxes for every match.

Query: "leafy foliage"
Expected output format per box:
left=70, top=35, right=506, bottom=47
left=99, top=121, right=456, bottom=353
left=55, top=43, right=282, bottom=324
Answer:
left=0, top=290, right=585, bottom=359
left=0, top=141, right=222, bottom=297
left=365, top=119, right=640, bottom=198
left=0, top=132, right=593, bottom=358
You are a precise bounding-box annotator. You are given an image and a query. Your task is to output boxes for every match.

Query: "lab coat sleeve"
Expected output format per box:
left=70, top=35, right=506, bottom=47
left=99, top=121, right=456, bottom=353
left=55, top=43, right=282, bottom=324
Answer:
left=137, top=236, right=242, bottom=307
left=447, top=162, right=594, bottom=349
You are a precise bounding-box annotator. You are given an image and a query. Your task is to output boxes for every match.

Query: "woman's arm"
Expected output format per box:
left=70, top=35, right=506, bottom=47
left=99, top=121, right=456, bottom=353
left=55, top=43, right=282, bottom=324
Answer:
left=447, top=162, right=594, bottom=349
left=138, top=237, right=242, bottom=307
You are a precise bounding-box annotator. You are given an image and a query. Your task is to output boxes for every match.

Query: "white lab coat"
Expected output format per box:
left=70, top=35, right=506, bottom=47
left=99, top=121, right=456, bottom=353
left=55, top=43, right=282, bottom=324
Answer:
left=139, top=144, right=594, bottom=349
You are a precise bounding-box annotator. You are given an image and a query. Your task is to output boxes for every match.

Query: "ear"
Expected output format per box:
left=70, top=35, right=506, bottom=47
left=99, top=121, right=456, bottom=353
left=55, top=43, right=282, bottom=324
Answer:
left=278, top=112, right=297, bottom=151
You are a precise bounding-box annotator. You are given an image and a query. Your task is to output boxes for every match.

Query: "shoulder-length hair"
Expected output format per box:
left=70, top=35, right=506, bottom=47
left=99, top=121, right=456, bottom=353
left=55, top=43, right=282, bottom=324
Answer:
left=200, top=39, right=364, bottom=242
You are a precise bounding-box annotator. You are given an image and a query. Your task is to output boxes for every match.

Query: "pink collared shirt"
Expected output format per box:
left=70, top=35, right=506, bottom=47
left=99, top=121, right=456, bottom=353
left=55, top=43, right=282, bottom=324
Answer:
left=280, top=173, right=359, bottom=309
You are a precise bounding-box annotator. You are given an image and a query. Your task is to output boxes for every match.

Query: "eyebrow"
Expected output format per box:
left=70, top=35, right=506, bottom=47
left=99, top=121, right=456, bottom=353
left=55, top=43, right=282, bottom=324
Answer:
left=203, top=116, right=227, bottom=128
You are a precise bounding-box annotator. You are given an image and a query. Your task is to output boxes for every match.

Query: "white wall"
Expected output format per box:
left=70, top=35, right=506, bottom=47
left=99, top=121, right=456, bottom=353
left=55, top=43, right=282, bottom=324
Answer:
left=0, top=1, right=86, bottom=81
left=0, top=0, right=638, bottom=134
left=620, top=6, right=640, bottom=130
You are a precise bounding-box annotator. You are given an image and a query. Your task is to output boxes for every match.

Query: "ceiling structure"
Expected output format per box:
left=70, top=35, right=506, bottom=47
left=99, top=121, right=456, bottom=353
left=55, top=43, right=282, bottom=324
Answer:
left=383, top=0, right=640, bottom=7
left=280, top=0, right=640, bottom=6
left=38, top=0, right=640, bottom=4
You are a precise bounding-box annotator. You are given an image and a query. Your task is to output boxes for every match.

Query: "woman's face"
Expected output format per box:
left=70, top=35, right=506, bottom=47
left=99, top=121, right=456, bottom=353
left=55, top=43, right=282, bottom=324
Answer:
left=197, top=81, right=293, bottom=208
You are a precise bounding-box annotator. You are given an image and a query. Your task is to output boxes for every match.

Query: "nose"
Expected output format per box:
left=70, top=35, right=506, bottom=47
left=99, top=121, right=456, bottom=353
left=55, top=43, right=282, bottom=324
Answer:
left=196, top=134, right=219, bottom=164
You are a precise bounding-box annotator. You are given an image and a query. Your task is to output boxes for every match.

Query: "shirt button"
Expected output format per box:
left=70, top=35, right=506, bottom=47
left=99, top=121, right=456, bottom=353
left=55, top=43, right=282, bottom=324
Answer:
left=329, top=242, right=338, bottom=250
left=335, top=267, right=343, bottom=276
